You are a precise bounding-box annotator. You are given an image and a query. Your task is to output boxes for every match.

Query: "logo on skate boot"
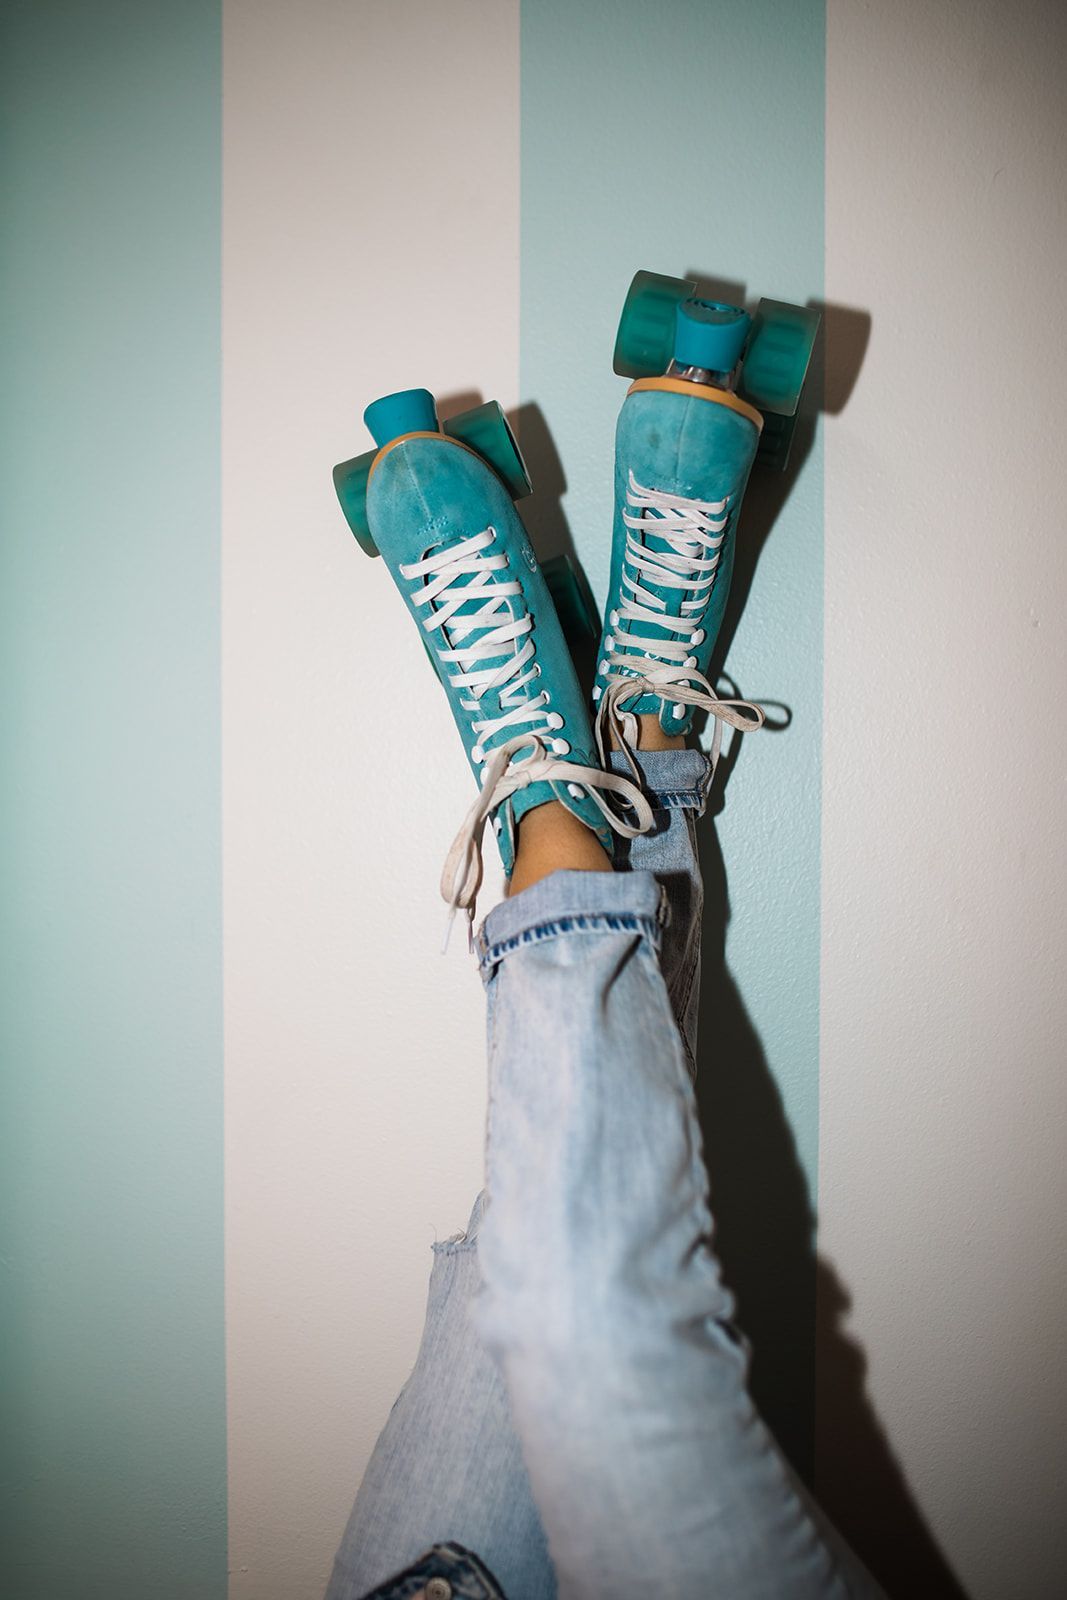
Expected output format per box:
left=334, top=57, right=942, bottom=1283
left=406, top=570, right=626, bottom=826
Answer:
left=519, top=539, right=538, bottom=573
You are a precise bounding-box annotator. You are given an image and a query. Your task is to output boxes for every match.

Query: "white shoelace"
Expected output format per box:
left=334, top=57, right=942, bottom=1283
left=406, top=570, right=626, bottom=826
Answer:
left=595, top=670, right=764, bottom=786
left=400, top=529, right=653, bottom=936
left=441, top=733, right=653, bottom=934
left=593, top=471, right=765, bottom=762
left=401, top=528, right=567, bottom=761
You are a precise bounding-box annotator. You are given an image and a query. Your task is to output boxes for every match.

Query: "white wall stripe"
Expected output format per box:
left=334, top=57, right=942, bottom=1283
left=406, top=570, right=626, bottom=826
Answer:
left=222, top=4, right=519, bottom=1594
left=819, top=3, right=1067, bottom=1596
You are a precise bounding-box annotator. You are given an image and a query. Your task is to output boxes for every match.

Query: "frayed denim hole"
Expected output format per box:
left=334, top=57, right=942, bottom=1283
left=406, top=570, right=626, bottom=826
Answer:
left=431, top=1227, right=479, bottom=1256
left=358, top=1566, right=441, bottom=1600
left=430, top=1237, right=477, bottom=1258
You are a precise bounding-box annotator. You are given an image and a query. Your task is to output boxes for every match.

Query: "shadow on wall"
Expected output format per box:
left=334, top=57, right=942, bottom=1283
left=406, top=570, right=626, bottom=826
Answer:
left=503, top=292, right=970, bottom=1600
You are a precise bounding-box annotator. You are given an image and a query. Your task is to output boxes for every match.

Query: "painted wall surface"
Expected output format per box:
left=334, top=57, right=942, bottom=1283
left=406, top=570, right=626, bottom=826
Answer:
left=5, top=3, right=1066, bottom=1599
left=818, top=3, right=1067, bottom=1598
left=221, top=4, right=518, bottom=1595
left=0, top=2, right=226, bottom=1597
left=520, top=0, right=825, bottom=1478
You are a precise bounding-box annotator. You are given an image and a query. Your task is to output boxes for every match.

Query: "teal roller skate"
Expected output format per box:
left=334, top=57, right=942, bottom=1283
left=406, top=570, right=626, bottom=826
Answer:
left=594, top=271, right=819, bottom=763
left=333, top=387, right=652, bottom=928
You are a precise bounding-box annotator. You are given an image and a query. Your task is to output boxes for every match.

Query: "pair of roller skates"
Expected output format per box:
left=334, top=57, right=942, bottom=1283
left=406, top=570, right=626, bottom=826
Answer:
left=333, top=270, right=819, bottom=926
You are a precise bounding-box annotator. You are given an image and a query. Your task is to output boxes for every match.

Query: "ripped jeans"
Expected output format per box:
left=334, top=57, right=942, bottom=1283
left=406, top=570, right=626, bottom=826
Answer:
left=324, top=751, right=883, bottom=1600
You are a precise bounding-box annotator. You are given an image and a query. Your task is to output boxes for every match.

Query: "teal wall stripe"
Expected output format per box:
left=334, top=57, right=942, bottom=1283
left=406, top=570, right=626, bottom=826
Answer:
left=519, top=0, right=825, bottom=1472
left=0, top=3, right=226, bottom=1595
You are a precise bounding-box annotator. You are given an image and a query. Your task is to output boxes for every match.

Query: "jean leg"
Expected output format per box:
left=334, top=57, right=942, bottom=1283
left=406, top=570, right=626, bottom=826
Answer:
left=324, top=1193, right=555, bottom=1600
left=610, top=747, right=712, bottom=1067
left=473, top=870, right=883, bottom=1600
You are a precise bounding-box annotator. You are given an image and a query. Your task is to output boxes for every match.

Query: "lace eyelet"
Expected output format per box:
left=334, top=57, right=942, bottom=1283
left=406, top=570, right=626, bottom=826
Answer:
left=471, top=745, right=484, bottom=763
left=672, top=703, right=686, bottom=719
left=609, top=610, right=619, bottom=628
left=567, top=783, right=584, bottom=800
left=547, top=712, right=564, bottom=731
left=552, top=738, right=571, bottom=755
left=692, top=629, right=705, bottom=646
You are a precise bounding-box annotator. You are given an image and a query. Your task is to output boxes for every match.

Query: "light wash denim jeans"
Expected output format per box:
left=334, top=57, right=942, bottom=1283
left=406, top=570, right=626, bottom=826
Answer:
left=325, top=751, right=883, bottom=1600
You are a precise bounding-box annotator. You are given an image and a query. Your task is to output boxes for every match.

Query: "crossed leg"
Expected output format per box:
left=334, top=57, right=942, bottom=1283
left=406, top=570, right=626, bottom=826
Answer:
left=325, top=746, right=881, bottom=1600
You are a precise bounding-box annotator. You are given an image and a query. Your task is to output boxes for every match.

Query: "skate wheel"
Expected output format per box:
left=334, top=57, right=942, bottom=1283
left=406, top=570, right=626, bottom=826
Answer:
left=444, top=401, right=532, bottom=501
left=542, top=553, right=599, bottom=649
left=613, top=270, right=697, bottom=379
left=754, top=411, right=799, bottom=473
left=332, top=448, right=379, bottom=556
left=363, top=387, right=439, bottom=449
left=739, top=300, right=820, bottom=419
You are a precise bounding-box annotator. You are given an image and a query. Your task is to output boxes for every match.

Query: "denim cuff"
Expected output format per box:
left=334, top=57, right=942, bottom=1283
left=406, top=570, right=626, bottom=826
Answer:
left=476, top=867, right=667, bottom=979
left=609, top=747, right=713, bottom=813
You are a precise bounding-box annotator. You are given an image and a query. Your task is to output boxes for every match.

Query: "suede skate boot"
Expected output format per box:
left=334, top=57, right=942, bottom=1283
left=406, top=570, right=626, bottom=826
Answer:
left=333, top=387, right=652, bottom=925
left=592, top=272, right=819, bottom=767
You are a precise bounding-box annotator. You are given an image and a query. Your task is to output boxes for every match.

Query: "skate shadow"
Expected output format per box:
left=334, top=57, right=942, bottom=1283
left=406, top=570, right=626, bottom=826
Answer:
left=694, top=810, right=970, bottom=1599
left=683, top=272, right=872, bottom=671
left=437, top=390, right=486, bottom=425
left=506, top=401, right=602, bottom=697
left=439, top=393, right=577, bottom=578
left=678, top=279, right=967, bottom=1597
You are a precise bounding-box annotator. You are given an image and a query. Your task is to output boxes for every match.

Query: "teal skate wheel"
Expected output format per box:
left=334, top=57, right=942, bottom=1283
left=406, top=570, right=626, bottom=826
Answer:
left=542, top=553, right=599, bottom=649
left=364, top=387, right=439, bottom=449
left=739, top=300, right=820, bottom=418
left=444, top=401, right=532, bottom=501
left=613, top=270, right=697, bottom=379
left=754, top=411, right=799, bottom=473
left=332, top=448, right=379, bottom=556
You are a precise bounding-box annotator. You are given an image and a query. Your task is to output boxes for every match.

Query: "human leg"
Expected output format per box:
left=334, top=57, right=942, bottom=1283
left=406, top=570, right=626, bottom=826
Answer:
left=609, top=742, right=712, bottom=1069
left=473, top=868, right=884, bottom=1600
left=325, top=390, right=650, bottom=1599
left=326, top=735, right=730, bottom=1600
left=323, top=1194, right=554, bottom=1600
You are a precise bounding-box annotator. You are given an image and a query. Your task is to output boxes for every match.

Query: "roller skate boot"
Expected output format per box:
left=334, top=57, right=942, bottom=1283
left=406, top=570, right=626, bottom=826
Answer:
left=333, top=387, right=652, bottom=925
left=593, top=271, right=819, bottom=765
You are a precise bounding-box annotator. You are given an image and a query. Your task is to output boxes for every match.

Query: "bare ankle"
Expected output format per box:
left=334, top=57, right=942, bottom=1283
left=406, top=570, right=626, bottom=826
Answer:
left=508, top=801, right=613, bottom=897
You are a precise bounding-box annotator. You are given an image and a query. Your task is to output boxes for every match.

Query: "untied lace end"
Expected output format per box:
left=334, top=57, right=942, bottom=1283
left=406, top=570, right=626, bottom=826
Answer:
left=438, top=733, right=654, bottom=953
left=594, top=667, right=766, bottom=786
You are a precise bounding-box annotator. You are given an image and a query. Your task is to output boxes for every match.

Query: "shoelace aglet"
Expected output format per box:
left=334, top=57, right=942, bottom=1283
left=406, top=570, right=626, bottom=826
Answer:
left=440, top=893, right=477, bottom=957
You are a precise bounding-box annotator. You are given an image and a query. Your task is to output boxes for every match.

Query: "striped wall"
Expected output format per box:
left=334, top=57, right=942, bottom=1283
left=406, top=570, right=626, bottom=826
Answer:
left=221, top=4, right=518, bottom=1593
left=1, top=3, right=225, bottom=1597
left=3, top=4, right=1065, bottom=1599
left=818, top=6, right=1067, bottom=1598
left=519, top=0, right=826, bottom=1478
